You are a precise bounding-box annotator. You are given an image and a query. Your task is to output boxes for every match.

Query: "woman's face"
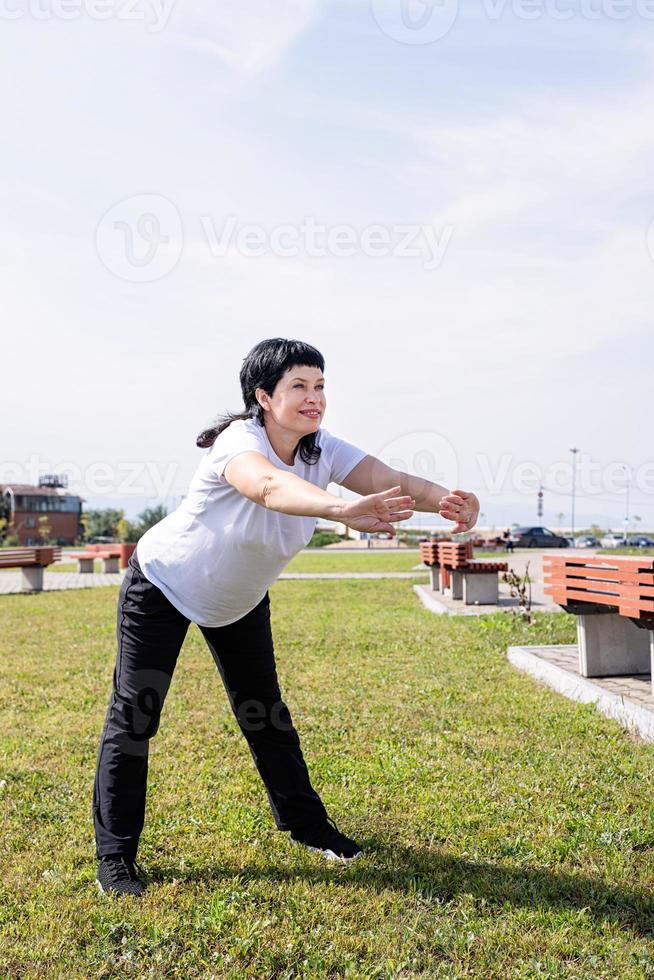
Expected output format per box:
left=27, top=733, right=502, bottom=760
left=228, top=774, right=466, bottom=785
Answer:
left=257, top=364, right=326, bottom=433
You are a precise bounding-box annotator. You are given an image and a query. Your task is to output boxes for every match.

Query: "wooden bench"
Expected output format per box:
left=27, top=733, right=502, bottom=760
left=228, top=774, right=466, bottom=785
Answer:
left=85, top=543, right=136, bottom=570
left=68, top=550, right=122, bottom=574
left=543, top=554, right=654, bottom=691
left=0, top=546, right=62, bottom=592
left=420, top=541, right=508, bottom=605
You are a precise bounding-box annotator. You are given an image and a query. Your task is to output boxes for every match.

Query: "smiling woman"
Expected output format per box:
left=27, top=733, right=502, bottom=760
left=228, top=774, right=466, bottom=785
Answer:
left=92, top=337, right=480, bottom=897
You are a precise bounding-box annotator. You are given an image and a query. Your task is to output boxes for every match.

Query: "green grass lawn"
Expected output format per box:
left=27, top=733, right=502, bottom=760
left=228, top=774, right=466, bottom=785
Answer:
left=598, top=548, right=654, bottom=557
left=2, top=582, right=654, bottom=977
left=285, top=552, right=427, bottom=573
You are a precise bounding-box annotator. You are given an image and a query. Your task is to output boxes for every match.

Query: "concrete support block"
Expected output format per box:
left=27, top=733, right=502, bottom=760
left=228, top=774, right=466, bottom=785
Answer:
left=20, top=566, right=44, bottom=592
left=577, top=613, right=651, bottom=677
left=463, top=571, right=499, bottom=605
left=101, top=557, right=120, bottom=573
left=77, top=557, right=95, bottom=573
left=429, top=565, right=440, bottom=591
left=450, top=570, right=464, bottom=600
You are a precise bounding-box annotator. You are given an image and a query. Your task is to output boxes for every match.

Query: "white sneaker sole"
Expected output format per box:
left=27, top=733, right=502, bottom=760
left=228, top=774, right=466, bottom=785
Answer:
left=297, top=842, right=363, bottom=863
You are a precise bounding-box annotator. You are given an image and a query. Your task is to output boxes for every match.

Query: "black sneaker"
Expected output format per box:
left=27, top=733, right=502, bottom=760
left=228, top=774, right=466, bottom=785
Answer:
left=96, top=854, right=147, bottom=897
left=290, top=816, right=363, bottom=863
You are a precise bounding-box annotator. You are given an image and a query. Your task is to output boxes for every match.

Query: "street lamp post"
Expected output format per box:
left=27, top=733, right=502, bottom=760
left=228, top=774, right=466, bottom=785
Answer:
left=570, top=448, right=580, bottom=542
left=623, top=465, right=631, bottom=545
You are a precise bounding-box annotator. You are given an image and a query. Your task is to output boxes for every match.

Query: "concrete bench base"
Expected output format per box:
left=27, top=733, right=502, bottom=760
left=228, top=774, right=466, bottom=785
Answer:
left=76, top=558, right=95, bottom=573
left=450, top=569, right=499, bottom=604
left=20, top=566, right=44, bottom=592
left=464, top=571, right=499, bottom=605
left=577, top=613, right=654, bottom=678
left=101, top=557, right=120, bottom=573
left=429, top=566, right=441, bottom=591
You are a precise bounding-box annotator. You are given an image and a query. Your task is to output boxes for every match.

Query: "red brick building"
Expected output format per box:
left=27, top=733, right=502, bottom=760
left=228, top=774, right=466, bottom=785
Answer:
left=1, top=476, right=84, bottom=546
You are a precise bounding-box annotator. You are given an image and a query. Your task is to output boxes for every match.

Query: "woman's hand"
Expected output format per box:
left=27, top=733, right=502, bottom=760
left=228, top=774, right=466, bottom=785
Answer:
left=439, top=490, right=480, bottom=534
left=339, top=485, right=415, bottom=537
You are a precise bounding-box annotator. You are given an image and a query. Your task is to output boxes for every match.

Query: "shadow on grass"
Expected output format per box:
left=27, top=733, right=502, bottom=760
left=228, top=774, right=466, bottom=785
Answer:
left=152, top=839, right=654, bottom=938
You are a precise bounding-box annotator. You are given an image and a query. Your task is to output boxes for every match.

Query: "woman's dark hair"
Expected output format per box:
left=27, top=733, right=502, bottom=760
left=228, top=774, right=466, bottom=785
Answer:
left=196, top=338, right=325, bottom=465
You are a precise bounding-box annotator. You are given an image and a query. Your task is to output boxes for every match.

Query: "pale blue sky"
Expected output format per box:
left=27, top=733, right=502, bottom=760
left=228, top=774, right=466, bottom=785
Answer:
left=2, top=0, right=653, bottom=529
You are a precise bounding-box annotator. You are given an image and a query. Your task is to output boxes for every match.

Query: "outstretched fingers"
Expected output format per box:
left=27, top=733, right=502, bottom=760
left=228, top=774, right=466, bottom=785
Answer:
left=388, top=509, right=414, bottom=521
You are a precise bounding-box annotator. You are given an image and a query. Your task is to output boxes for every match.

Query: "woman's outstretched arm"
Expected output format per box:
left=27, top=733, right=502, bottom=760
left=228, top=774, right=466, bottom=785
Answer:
left=339, top=455, right=480, bottom=533
left=223, top=451, right=414, bottom=534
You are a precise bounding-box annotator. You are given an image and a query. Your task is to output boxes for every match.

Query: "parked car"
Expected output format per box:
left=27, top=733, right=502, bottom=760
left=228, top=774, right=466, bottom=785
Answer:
left=510, top=527, right=569, bottom=548
left=575, top=535, right=599, bottom=548
left=627, top=535, right=654, bottom=548
left=600, top=532, right=628, bottom=548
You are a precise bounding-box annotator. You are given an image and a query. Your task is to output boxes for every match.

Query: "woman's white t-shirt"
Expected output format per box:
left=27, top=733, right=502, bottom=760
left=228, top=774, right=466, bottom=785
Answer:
left=136, top=418, right=368, bottom=627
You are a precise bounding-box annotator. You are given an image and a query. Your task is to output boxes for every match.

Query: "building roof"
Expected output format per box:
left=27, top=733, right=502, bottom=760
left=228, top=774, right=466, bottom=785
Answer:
left=0, top=483, right=82, bottom=499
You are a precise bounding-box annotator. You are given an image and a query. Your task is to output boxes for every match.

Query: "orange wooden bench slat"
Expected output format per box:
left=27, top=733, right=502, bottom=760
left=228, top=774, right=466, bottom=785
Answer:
left=545, top=555, right=654, bottom=627
left=544, top=556, right=654, bottom=572
left=545, top=581, right=654, bottom=602
left=544, top=576, right=654, bottom=588
left=0, top=546, right=61, bottom=568
left=547, top=588, right=654, bottom=614
left=544, top=571, right=654, bottom=589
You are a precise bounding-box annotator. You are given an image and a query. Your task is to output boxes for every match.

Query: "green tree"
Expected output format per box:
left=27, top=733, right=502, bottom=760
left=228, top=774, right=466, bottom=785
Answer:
left=116, top=517, right=141, bottom=543
left=136, top=505, right=167, bottom=533
left=0, top=494, right=11, bottom=544
left=37, top=516, right=52, bottom=545
left=85, top=509, right=124, bottom=540
left=79, top=512, right=89, bottom=543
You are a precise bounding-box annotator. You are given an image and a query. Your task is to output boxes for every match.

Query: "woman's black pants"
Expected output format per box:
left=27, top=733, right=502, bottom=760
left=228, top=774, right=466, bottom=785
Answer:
left=92, top=551, right=328, bottom=860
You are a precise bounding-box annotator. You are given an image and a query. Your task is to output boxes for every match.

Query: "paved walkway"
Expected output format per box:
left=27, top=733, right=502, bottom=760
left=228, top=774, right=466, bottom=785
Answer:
left=521, top=643, right=654, bottom=711
left=508, top=642, right=654, bottom=743
left=0, top=568, right=429, bottom=595
left=414, top=583, right=560, bottom=616
left=0, top=571, right=127, bottom=594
